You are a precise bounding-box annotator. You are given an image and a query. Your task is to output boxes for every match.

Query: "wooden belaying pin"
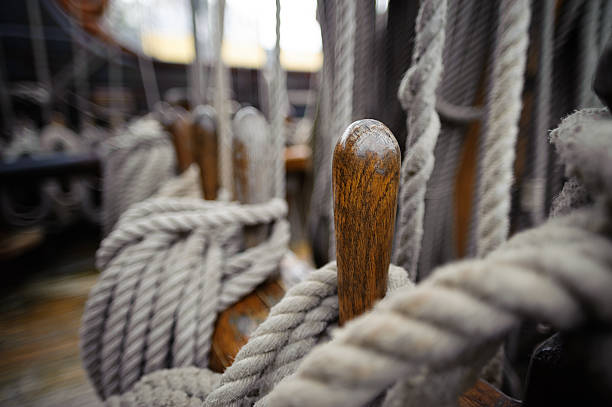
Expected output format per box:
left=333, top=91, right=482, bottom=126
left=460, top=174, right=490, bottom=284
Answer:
left=333, top=119, right=401, bottom=325
left=192, top=105, right=219, bottom=200
left=167, top=108, right=194, bottom=173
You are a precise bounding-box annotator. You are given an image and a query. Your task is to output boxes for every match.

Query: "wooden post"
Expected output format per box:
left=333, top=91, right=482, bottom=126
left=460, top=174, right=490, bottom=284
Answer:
left=333, top=119, right=400, bottom=325
left=233, top=106, right=272, bottom=247
left=167, top=109, right=194, bottom=173
left=192, top=105, right=219, bottom=200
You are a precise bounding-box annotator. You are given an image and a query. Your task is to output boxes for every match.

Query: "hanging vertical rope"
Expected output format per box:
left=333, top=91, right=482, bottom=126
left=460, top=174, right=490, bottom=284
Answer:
left=530, top=0, right=554, bottom=225
left=394, top=0, right=447, bottom=280
left=213, top=0, right=233, bottom=196
left=328, top=0, right=356, bottom=258
left=476, top=0, right=531, bottom=258
left=577, top=0, right=601, bottom=108
left=269, top=0, right=286, bottom=199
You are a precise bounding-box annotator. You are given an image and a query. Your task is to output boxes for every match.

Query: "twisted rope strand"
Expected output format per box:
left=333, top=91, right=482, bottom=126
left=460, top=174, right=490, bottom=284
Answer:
left=83, top=195, right=289, bottom=399
left=394, top=0, right=448, bottom=280
left=476, top=0, right=531, bottom=257
left=263, top=208, right=612, bottom=407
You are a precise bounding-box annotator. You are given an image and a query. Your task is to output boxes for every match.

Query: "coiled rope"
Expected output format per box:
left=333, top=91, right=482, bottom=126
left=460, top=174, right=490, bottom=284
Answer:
left=81, top=197, right=290, bottom=399
left=394, top=0, right=447, bottom=280
left=103, top=108, right=612, bottom=407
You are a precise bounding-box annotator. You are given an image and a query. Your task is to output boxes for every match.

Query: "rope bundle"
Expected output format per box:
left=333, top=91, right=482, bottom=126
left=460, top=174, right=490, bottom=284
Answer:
left=82, top=197, right=290, bottom=399
left=101, top=116, right=176, bottom=234
left=259, top=108, right=612, bottom=407
left=104, top=108, right=612, bottom=407
left=106, top=263, right=411, bottom=406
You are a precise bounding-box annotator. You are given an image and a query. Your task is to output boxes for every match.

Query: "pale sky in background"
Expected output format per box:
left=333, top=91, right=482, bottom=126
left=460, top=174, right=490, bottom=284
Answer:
left=103, top=0, right=324, bottom=70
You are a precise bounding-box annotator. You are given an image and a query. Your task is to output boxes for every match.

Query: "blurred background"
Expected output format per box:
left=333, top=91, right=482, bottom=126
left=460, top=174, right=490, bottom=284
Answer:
left=1, top=0, right=610, bottom=405
left=0, top=0, right=336, bottom=405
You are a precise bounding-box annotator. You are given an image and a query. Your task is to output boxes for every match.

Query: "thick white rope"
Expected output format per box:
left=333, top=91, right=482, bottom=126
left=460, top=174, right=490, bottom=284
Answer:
left=106, top=109, right=612, bottom=407
left=204, top=263, right=410, bottom=406
left=258, top=108, right=612, bottom=407
left=394, top=0, right=447, bottom=280
left=327, top=0, right=356, bottom=258
left=101, top=116, right=176, bottom=234
left=82, top=197, right=290, bottom=399
left=476, top=0, right=531, bottom=257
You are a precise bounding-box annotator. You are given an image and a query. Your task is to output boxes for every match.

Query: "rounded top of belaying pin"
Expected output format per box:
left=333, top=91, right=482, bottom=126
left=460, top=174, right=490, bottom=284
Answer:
left=333, top=119, right=400, bottom=173
left=193, top=104, right=216, bottom=133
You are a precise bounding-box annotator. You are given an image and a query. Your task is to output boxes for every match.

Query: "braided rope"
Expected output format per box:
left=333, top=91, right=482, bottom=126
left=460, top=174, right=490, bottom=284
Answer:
left=476, top=0, right=531, bottom=257
left=328, top=0, right=356, bottom=258
left=394, top=0, right=447, bottom=279
left=82, top=197, right=289, bottom=399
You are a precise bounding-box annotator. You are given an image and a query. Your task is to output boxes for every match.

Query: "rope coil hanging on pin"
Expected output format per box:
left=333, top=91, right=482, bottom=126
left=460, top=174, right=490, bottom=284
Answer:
left=81, top=197, right=290, bottom=399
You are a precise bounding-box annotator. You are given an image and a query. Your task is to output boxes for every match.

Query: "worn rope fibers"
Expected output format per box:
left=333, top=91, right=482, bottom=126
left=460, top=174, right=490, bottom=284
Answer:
left=106, top=263, right=412, bottom=406
left=394, top=0, right=447, bottom=280
left=262, top=109, right=612, bottom=407
left=82, top=197, right=290, bottom=399
left=101, top=116, right=176, bottom=235
left=104, top=108, right=612, bottom=407
left=476, top=0, right=531, bottom=257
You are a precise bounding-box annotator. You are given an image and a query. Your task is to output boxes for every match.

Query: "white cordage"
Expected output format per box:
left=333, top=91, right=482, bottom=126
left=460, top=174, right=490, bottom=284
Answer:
left=103, top=108, right=612, bottom=407
left=476, top=0, right=531, bottom=257
left=101, top=116, right=176, bottom=235
left=394, top=0, right=448, bottom=280
left=81, top=197, right=290, bottom=399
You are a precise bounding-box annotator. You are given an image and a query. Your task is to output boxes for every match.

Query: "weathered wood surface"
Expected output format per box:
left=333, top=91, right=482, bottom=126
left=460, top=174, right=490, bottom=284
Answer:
left=459, top=379, right=522, bottom=407
left=192, top=106, right=219, bottom=200
left=332, top=119, right=400, bottom=325
left=209, top=279, right=285, bottom=372
left=167, top=111, right=194, bottom=173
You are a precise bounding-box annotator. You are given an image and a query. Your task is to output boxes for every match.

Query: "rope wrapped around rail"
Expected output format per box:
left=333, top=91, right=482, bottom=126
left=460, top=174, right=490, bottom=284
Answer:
left=81, top=197, right=290, bottom=400
left=101, top=109, right=612, bottom=406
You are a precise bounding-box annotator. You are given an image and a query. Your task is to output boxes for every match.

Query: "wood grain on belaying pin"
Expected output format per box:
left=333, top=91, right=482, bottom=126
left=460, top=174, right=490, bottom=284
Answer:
left=333, top=119, right=400, bottom=325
